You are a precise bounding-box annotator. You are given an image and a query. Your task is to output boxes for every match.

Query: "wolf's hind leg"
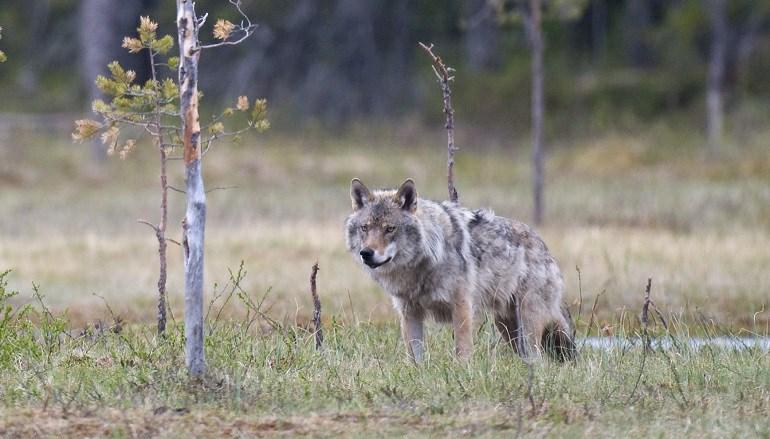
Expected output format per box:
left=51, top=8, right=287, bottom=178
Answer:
left=451, top=289, right=473, bottom=360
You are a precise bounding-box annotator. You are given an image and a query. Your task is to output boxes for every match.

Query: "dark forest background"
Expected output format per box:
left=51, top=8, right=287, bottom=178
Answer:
left=1, top=0, right=770, bottom=138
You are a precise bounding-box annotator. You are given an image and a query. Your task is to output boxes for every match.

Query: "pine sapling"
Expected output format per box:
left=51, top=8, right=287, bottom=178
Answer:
left=72, top=10, right=268, bottom=344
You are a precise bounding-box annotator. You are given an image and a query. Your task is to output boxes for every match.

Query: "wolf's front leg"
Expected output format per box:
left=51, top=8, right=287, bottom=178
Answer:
left=400, top=312, right=425, bottom=363
left=452, top=290, right=473, bottom=359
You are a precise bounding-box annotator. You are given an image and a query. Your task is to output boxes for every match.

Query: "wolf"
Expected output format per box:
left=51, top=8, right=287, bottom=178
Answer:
left=345, top=178, right=575, bottom=363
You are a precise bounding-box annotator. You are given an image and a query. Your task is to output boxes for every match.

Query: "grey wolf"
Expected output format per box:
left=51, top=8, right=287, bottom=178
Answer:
left=345, top=178, right=575, bottom=362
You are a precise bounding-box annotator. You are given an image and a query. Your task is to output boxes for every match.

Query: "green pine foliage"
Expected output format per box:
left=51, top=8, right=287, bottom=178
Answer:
left=72, top=16, right=269, bottom=159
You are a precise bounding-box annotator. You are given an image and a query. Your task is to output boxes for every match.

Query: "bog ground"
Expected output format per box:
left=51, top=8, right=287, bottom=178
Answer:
left=0, top=126, right=769, bottom=437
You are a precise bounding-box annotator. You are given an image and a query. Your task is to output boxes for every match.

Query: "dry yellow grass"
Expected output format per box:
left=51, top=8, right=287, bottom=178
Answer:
left=1, top=128, right=768, bottom=331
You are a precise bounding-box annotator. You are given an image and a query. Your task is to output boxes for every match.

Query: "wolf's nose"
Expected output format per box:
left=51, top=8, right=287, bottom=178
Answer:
left=360, top=248, right=374, bottom=261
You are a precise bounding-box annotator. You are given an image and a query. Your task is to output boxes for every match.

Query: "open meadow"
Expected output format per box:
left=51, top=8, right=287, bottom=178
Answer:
left=1, top=124, right=769, bottom=330
left=1, top=123, right=769, bottom=437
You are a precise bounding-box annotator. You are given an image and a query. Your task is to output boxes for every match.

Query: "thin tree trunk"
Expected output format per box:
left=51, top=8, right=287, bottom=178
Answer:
left=178, top=0, right=206, bottom=377
left=706, top=0, right=727, bottom=155
left=157, top=147, right=168, bottom=335
left=149, top=49, right=168, bottom=336
left=529, top=0, right=545, bottom=225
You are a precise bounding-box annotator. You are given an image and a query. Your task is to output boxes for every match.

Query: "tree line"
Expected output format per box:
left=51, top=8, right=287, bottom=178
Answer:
left=0, top=0, right=768, bottom=138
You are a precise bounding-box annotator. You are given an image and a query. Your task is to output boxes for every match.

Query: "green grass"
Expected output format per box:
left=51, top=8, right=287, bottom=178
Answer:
left=0, top=272, right=768, bottom=438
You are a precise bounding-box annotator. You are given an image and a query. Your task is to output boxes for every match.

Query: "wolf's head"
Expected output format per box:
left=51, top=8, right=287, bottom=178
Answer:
left=345, top=178, right=423, bottom=273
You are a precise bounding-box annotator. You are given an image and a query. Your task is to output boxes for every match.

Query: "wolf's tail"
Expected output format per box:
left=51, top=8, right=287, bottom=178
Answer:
left=542, top=306, right=577, bottom=362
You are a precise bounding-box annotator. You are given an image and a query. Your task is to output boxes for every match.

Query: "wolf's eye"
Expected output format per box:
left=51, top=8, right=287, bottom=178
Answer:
left=360, top=225, right=369, bottom=232
left=385, top=226, right=396, bottom=233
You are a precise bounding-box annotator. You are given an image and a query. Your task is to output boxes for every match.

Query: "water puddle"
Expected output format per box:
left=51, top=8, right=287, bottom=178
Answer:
left=579, top=336, right=770, bottom=352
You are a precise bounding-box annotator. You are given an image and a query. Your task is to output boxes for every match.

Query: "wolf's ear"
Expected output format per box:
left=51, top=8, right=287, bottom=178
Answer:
left=351, top=178, right=373, bottom=210
left=395, top=179, right=417, bottom=212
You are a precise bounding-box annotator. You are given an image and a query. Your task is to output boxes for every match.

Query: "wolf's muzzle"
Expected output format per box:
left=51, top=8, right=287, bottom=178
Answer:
left=360, top=248, right=391, bottom=268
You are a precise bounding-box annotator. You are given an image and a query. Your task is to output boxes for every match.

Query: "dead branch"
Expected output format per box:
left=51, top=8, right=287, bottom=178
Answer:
left=137, top=219, right=159, bottom=233
left=310, top=262, right=323, bottom=350
left=206, top=185, right=238, bottom=194
left=641, top=278, right=652, bottom=352
left=199, top=0, right=258, bottom=50
left=627, top=278, right=652, bottom=404
left=418, top=42, right=459, bottom=203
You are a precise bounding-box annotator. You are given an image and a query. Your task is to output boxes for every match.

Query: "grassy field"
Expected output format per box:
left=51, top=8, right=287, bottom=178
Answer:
left=0, top=270, right=768, bottom=438
left=1, top=123, right=768, bottom=331
left=0, top=122, right=769, bottom=436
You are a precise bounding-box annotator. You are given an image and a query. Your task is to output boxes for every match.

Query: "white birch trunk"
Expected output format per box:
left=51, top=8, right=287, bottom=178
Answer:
left=177, top=0, right=206, bottom=377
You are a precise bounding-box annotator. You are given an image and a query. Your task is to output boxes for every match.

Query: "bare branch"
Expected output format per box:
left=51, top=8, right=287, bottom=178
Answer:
left=627, top=278, right=653, bottom=404
left=137, top=219, right=159, bottom=233
left=419, top=42, right=459, bottom=203
left=166, top=238, right=182, bottom=247
left=199, top=1, right=257, bottom=50
left=310, top=263, right=323, bottom=350
left=199, top=26, right=257, bottom=49
left=206, top=185, right=238, bottom=194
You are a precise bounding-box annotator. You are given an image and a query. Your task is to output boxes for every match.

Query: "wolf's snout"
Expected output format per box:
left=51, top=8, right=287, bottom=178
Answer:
left=360, top=247, right=391, bottom=268
left=360, top=248, right=375, bottom=261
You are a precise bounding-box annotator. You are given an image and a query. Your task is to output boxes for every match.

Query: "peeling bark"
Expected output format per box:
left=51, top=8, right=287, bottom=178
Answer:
left=177, top=0, right=206, bottom=377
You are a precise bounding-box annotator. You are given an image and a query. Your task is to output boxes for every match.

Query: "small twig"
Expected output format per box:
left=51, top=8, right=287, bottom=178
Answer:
left=137, top=219, right=159, bottom=233
left=199, top=1, right=257, bottom=50
left=168, top=185, right=186, bottom=194
left=310, top=263, right=323, bottom=350
left=166, top=238, right=182, bottom=247
left=641, top=278, right=652, bottom=351
left=419, top=42, right=459, bottom=203
left=206, top=185, right=238, bottom=194
left=627, top=278, right=652, bottom=404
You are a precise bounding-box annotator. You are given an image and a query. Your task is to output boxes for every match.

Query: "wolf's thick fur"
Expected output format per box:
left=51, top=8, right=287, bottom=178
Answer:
left=345, top=178, right=575, bottom=362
